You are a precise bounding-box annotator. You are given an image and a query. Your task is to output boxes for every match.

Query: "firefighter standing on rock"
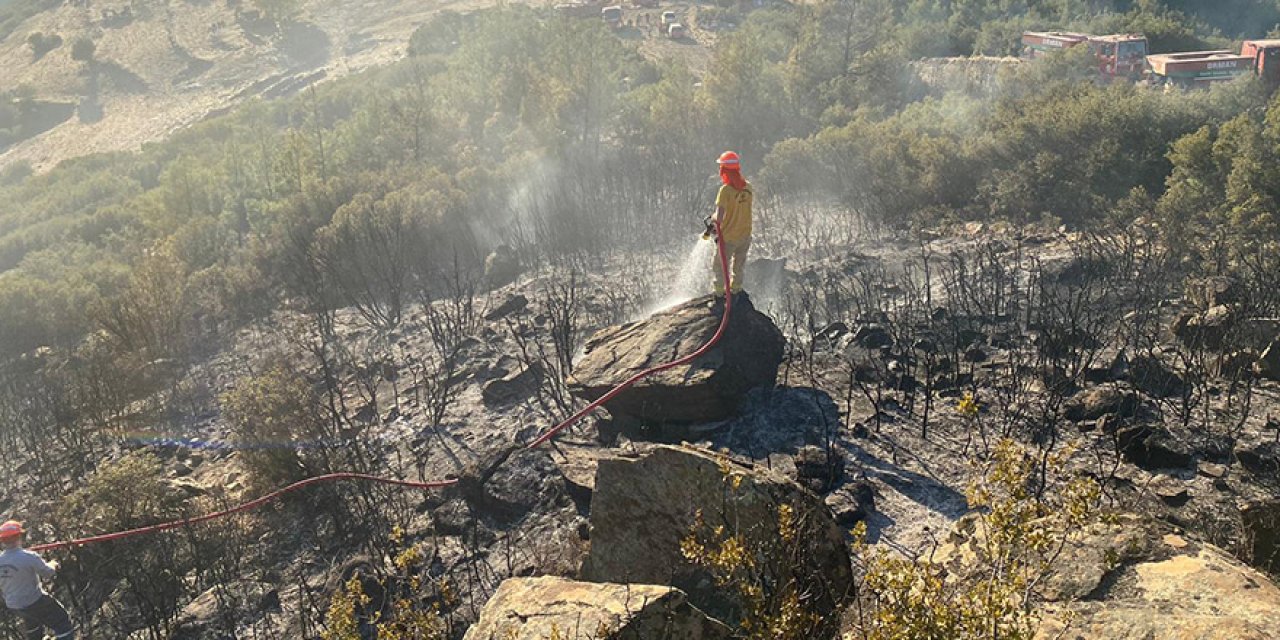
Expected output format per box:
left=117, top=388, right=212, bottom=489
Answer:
left=708, top=151, right=753, bottom=307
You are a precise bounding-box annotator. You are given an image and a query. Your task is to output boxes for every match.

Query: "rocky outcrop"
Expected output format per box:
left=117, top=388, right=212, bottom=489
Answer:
left=1241, top=500, right=1280, bottom=573
left=1064, top=385, right=1140, bottom=421
left=172, top=581, right=277, bottom=639
left=1186, top=276, right=1243, bottom=309
left=567, top=295, right=785, bottom=423
left=1173, top=305, right=1237, bottom=350
left=463, top=576, right=731, bottom=640
left=1039, top=534, right=1280, bottom=638
left=936, top=513, right=1280, bottom=639
left=1126, top=355, right=1185, bottom=398
left=483, top=245, right=521, bottom=290
left=481, top=362, right=543, bottom=407
left=582, top=445, right=853, bottom=632
left=1115, top=424, right=1194, bottom=470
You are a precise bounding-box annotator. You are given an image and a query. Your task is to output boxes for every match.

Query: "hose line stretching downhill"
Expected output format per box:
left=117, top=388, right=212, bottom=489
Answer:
left=30, top=221, right=735, bottom=553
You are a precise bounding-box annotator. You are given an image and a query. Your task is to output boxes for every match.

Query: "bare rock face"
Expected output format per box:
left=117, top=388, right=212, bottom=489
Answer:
left=1064, top=385, right=1140, bottom=421
left=172, top=581, right=277, bottom=639
left=480, top=362, right=543, bottom=407
left=1115, top=424, right=1194, bottom=471
left=581, top=445, right=853, bottom=633
left=567, top=295, right=785, bottom=423
left=1254, top=340, right=1280, bottom=380
left=482, top=244, right=521, bottom=290
left=1241, top=500, right=1280, bottom=573
left=462, top=576, right=731, bottom=640
left=1186, top=276, right=1244, bottom=310
left=937, top=514, right=1280, bottom=639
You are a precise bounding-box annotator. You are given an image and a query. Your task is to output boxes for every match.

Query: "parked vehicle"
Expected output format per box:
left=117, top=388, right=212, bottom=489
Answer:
left=1240, top=39, right=1280, bottom=84
left=602, top=5, right=623, bottom=28
left=1021, top=31, right=1148, bottom=80
left=1145, top=40, right=1280, bottom=87
left=1147, top=50, right=1252, bottom=87
left=1021, top=30, right=1280, bottom=88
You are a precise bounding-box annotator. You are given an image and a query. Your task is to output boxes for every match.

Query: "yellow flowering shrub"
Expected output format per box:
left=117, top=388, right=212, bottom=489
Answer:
left=849, top=439, right=1101, bottom=640
left=322, top=528, right=451, bottom=640
left=681, top=452, right=828, bottom=639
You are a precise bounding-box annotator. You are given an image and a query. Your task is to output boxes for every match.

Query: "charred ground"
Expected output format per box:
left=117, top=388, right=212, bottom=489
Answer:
left=4, top=0, right=1280, bottom=638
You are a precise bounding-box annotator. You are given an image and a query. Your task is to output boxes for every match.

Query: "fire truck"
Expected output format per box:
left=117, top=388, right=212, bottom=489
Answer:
left=1021, top=31, right=1149, bottom=80
left=1146, top=40, right=1280, bottom=87
left=1021, top=30, right=1280, bottom=88
left=1146, top=51, right=1252, bottom=87
left=1240, top=39, right=1280, bottom=84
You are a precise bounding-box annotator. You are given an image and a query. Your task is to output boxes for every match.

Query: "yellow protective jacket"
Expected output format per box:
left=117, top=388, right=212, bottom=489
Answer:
left=715, top=182, right=753, bottom=244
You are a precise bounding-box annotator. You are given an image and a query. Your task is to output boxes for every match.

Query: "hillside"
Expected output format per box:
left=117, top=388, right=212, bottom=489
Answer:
left=0, top=0, right=514, bottom=171
left=5, top=0, right=1280, bottom=638
left=0, top=0, right=732, bottom=173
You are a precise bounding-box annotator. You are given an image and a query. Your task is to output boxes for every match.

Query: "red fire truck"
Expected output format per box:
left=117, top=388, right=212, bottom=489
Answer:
left=1238, top=39, right=1280, bottom=84
left=1146, top=40, right=1280, bottom=87
left=1146, top=51, right=1252, bottom=87
left=1021, top=31, right=1149, bottom=80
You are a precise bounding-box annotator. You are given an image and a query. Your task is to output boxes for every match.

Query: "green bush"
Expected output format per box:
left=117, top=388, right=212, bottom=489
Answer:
left=69, top=36, right=95, bottom=62
left=56, top=451, right=196, bottom=635
left=26, top=31, right=61, bottom=59
left=58, top=451, right=185, bottom=532
left=849, top=440, right=1100, bottom=639
left=221, top=363, right=336, bottom=489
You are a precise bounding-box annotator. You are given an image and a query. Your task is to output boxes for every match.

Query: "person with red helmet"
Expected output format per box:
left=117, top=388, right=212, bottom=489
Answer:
left=0, top=520, right=76, bottom=639
left=710, top=151, right=754, bottom=303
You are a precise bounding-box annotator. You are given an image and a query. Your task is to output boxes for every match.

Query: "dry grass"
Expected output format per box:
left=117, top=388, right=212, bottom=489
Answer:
left=0, top=0, right=540, bottom=172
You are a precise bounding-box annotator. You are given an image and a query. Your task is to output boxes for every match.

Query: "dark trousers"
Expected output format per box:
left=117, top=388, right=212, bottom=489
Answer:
left=13, top=595, right=74, bottom=640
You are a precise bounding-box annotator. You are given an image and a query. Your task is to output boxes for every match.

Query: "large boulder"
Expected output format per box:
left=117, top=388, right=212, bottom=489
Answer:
left=171, top=581, right=277, bottom=639
left=481, top=362, right=544, bottom=407
left=582, top=445, right=853, bottom=633
left=1115, top=424, right=1194, bottom=470
left=567, top=295, right=785, bottom=423
left=1186, top=276, right=1243, bottom=309
left=1032, top=517, right=1280, bottom=639
left=935, top=514, right=1280, bottom=639
left=1173, top=305, right=1237, bottom=350
left=1126, top=355, right=1185, bottom=398
left=1064, top=385, right=1140, bottom=421
left=480, top=448, right=566, bottom=523
left=483, top=244, right=521, bottom=290
left=463, top=576, right=731, bottom=640
left=1235, top=440, right=1280, bottom=476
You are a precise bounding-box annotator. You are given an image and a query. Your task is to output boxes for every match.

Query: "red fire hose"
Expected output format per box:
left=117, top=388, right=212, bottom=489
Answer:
left=526, top=221, right=733, bottom=448
left=29, top=221, right=735, bottom=553
left=30, top=474, right=458, bottom=552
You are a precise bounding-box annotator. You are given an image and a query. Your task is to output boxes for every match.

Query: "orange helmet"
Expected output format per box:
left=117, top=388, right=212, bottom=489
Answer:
left=0, top=520, right=22, bottom=541
left=717, top=151, right=740, bottom=168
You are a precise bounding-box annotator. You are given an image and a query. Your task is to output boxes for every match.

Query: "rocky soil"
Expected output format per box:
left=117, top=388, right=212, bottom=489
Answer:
left=7, top=225, right=1280, bottom=638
